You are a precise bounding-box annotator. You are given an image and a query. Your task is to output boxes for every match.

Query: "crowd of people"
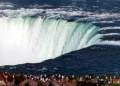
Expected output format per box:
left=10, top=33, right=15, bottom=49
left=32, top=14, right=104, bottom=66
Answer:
left=0, top=72, right=120, bottom=86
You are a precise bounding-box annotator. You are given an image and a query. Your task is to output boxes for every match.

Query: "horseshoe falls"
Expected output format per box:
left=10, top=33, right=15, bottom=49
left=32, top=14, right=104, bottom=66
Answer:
left=0, top=17, right=101, bottom=65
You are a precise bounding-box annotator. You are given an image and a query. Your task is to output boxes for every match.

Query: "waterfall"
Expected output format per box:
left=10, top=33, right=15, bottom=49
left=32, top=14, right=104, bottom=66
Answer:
left=0, top=17, right=101, bottom=65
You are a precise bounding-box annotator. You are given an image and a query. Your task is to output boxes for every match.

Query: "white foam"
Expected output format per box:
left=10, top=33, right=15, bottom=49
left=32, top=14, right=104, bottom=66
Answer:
left=99, top=41, right=120, bottom=46
left=101, top=27, right=120, bottom=30
left=0, top=8, right=120, bottom=20
left=0, top=2, right=14, bottom=8
left=103, top=33, right=120, bottom=36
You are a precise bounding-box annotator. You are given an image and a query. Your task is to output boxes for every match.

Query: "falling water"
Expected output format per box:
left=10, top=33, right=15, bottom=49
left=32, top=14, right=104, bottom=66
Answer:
left=0, top=17, right=101, bottom=65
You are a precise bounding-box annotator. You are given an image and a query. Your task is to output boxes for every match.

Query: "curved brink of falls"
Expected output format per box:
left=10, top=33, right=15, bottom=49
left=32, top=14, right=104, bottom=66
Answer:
left=0, top=17, right=102, bottom=65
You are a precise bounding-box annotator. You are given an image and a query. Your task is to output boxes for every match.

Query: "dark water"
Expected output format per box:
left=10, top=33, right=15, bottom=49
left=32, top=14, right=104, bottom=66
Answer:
left=1, top=0, right=120, bottom=12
